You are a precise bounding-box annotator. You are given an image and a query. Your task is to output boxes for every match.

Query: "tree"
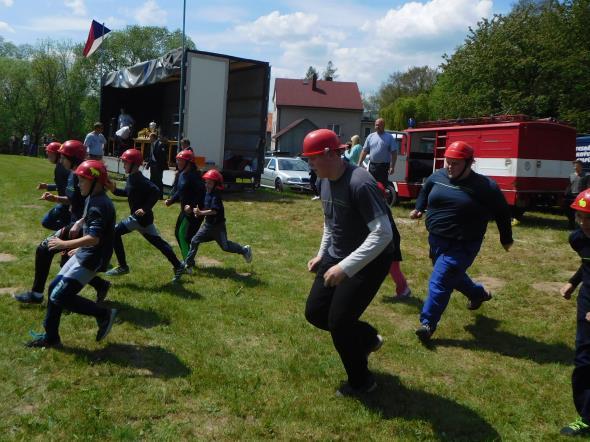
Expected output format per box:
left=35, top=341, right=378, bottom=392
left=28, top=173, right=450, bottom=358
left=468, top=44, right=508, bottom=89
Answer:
left=376, top=66, right=438, bottom=109
left=305, top=66, right=319, bottom=79
left=322, top=60, right=338, bottom=80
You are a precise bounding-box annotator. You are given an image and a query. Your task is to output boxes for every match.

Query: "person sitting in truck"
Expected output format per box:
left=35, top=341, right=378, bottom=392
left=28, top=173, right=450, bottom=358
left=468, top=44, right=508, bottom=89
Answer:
left=565, top=160, right=589, bottom=229
left=409, top=141, right=513, bottom=341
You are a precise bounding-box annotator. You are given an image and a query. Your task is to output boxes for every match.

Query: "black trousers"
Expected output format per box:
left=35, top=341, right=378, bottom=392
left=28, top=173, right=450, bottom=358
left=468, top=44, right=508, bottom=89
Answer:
left=149, top=164, right=164, bottom=199
left=573, top=287, right=590, bottom=422
left=113, top=222, right=181, bottom=269
left=305, top=251, right=393, bottom=387
left=368, top=162, right=390, bottom=188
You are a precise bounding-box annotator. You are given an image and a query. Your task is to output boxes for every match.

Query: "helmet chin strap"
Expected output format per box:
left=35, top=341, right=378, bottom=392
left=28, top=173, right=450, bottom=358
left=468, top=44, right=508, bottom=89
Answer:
left=450, top=160, right=472, bottom=182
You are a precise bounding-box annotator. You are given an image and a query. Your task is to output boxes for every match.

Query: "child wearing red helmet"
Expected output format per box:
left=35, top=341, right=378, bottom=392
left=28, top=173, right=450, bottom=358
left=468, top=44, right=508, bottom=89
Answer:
left=38, top=141, right=71, bottom=230
left=105, top=149, right=184, bottom=282
left=558, top=190, right=590, bottom=436
left=27, top=160, right=117, bottom=348
left=176, top=169, right=251, bottom=279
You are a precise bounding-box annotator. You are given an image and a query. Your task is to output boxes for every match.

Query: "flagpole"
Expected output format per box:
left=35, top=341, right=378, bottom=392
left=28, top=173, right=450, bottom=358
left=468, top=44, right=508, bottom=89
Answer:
left=177, top=0, right=186, bottom=152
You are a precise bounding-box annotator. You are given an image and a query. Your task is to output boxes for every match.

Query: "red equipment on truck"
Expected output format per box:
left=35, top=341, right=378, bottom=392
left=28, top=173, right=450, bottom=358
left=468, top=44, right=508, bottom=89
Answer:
left=388, top=115, right=576, bottom=217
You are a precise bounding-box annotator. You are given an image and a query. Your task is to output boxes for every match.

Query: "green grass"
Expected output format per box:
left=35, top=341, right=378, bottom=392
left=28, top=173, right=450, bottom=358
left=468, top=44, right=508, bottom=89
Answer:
left=0, top=155, right=582, bottom=440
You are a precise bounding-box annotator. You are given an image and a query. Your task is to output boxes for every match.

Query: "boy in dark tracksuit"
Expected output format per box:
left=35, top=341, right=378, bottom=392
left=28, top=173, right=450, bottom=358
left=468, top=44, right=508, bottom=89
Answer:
left=559, top=190, right=590, bottom=436
left=105, top=149, right=183, bottom=282
left=179, top=169, right=251, bottom=277
left=14, top=140, right=110, bottom=304
left=165, top=150, right=205, bottom=261
left=39, top=141, right=71, bottom=230
left=27, top=160, right=117, bottom=348
left=410, top=141, right=513, bottom=340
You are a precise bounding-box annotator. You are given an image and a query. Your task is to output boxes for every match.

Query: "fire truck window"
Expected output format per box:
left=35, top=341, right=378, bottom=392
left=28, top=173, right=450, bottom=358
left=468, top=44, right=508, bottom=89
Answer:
left=419, top=138, right=435, bottom=154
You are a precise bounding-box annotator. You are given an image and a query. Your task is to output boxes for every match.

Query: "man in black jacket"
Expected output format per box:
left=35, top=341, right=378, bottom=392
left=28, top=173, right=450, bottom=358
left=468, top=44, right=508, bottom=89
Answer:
left=146, top=133, right=168, bottom=199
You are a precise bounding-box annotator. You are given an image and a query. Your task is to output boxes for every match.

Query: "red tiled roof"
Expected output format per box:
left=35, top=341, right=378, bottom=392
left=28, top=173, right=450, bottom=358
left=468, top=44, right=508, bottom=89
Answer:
left=275, top=78, right=363, bottom=111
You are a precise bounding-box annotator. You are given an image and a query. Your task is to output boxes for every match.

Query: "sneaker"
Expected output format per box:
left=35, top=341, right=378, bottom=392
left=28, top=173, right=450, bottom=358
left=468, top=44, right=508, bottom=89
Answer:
left=96, top=280, right=111, bottom=304
left=25, top=331, right=62, bottom=348
left=105, top=266, right=129, bottom=277
left=243, top=245, right=252, bottom=263
left=184, top=262, right=195, bottom=275
left=415, top=323, right=434, bottom=341
left=560, top=418, right=590, bottom=436
left=96, top=308, right=117, bottom=341
left=467, top=291, right=492, bottom=310
left=172, top=265, right=185, bottom=283
left=13, top=291, right=43, bottom=304
left=336, top=377, right=377, bottom=397
left=311, top=196, right=320, bottom=201
left=367, top=334, right=384, bottom=357
left=395, top=286, right=412, bottom=298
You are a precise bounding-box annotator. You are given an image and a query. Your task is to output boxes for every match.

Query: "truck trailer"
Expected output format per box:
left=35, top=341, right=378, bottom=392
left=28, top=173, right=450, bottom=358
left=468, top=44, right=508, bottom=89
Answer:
left=100, top=48, right=271, bottom=187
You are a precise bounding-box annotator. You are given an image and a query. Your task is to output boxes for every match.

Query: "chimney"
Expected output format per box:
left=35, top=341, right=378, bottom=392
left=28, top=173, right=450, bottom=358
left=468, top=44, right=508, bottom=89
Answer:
left=325, top=76, right=333, bottom=81
left=312, top=73, right=317, bottom=90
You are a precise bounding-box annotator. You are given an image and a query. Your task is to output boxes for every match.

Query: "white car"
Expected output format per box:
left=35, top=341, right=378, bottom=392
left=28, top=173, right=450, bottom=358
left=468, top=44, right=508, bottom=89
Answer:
left=261, top=157, right=311, bottom=192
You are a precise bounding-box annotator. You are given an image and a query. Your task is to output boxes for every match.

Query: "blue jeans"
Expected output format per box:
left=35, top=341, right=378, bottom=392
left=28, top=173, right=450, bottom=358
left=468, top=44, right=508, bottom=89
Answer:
left=41, top=204, right=71, bottom=231
left=185, top=222, right=245, bottom=267
left=420, top=234, right=487, bottom=330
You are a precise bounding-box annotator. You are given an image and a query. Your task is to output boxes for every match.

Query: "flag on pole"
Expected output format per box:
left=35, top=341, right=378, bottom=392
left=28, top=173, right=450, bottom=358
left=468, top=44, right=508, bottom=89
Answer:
left=83, top=20, right=111, bottom=58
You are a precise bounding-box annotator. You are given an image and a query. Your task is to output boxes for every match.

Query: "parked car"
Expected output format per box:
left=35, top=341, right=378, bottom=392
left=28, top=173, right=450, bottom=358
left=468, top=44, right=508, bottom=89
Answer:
left=261, top=157, right=311, bottom=192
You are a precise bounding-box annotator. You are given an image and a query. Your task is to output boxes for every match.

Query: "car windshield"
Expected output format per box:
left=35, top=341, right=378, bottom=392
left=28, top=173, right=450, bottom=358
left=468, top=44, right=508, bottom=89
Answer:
left=278, top=159, right=309, bottom=172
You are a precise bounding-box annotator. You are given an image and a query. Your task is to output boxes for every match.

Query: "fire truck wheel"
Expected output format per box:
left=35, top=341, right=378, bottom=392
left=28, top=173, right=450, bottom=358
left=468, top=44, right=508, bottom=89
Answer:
left=274, top=178, right=284, bottom=192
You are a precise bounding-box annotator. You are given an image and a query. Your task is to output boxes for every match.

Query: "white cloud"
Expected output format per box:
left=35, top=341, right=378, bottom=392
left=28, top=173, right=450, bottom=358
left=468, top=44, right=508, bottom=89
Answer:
left=135, top=0, right=168, bottom=25
left=26, top=16, right=89, bottom=32
left=64, top=0, right=87, bottom=16
left=0, top=0, right=14, bottom=6
left=192, top=5, right=248, bottom=24
left=0, top=20, right=15, bottom=32
left=234, top=11, right=320, bottom=43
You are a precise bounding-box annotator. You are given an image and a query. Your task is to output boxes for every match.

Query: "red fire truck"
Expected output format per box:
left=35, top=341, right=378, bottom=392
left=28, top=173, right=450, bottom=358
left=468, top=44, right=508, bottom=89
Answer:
left=388, top=115, right=576, bottom=217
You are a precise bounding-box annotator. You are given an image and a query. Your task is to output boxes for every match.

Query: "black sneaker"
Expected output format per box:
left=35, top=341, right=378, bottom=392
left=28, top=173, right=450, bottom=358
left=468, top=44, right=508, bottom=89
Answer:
left=25, top=331, right=62, bottom=348
left=14, top=291, right=43, bottom=304
left=467, top=291, right=492, bottom=310
left=96, top=280, right=111, bottom=304
left=415, top=323, right=434, bottom=341
left=336, top=377, right=377, bottom=397
left=96, top=308, right=117, bottom=341
left=172, top=265, right=185, bottom=283
left=560, top=418, right=590, bottom=436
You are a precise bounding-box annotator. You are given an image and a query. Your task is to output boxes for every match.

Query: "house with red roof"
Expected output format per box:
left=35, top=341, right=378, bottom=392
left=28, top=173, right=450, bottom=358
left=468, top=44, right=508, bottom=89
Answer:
left=271, top=75, right=364, bottom=156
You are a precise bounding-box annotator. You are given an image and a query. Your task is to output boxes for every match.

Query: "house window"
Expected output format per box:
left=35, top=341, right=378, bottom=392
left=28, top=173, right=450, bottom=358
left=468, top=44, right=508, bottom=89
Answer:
left=364, top=127, right=371, bottom=138
left=327, top=124, right=341, bottom=136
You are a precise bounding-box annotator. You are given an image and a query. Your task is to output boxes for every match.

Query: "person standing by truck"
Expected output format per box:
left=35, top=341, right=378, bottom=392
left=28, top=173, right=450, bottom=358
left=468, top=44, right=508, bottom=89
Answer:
left=84, top=122, right=106, bottom=160
left=146, top=132, right=168, bottom=199
left=565, top=160, right=589, bottom=229
left=410, top=141, right=513, bottom=341
left=559, top=189, right=590, bottom=437
left=357, top=118, right=397, bottom=188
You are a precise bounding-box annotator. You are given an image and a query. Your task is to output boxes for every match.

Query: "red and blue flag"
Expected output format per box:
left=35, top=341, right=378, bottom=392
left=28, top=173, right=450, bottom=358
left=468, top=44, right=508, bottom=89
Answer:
left=83, top=20, right=111, bottom=58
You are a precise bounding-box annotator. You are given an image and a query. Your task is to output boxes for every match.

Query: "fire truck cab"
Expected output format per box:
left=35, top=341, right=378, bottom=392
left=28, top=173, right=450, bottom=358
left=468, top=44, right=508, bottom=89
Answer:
left=388, top=115, right=576, bottom=217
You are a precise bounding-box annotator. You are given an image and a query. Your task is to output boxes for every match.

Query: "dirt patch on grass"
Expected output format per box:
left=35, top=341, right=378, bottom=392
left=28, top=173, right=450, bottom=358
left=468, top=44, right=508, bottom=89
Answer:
left=474, top=276, right=505, bottom=292
left=198, top=256, right=223, bottom=267
left=532, top=281, right=563, bottom=294
left=395, top=218, right=417, bottom=225
left=21, top=204, right=43, bottom=209
left=0, top=287, right=20, bottom=295
left=0, top=253, right=16, bottom=262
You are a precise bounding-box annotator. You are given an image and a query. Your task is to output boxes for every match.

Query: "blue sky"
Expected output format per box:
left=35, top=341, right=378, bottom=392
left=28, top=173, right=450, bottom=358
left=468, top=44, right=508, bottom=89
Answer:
left=0, top=0, right=516, bottom=94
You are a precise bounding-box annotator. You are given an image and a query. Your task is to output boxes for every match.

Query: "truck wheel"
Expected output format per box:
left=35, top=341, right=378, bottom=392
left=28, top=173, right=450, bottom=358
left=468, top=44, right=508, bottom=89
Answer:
left=274, top=178, right=284, bottom=192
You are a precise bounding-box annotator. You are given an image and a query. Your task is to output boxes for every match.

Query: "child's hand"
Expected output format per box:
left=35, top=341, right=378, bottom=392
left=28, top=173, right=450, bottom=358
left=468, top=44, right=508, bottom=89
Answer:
left=560, top=282, right=575, bottom=300
left=37, top=183, right=47, bottom=190
left=586, top=312, right=590, bottom=322
left=164, top=199, right=172, bottom=207
left=183, top=204, right=192, bottom=214
left=67, top=248, right=79, bottom=257
left=193, top=205, right=203, bottom=217
left=47, top=237, right=66, bottom=251
left=40, top=192, right=54, bottom=202
left=134, top=208, right=145, bottom=217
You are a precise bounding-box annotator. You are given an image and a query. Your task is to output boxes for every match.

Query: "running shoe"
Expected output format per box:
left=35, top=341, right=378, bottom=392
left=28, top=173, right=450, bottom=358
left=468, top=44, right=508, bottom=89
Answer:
left=172, top=265, right=185, bottom=283
left=26, top=331, right=62, bottom=348
left=243, top=245, right=252, bottom=263
left=367, top=334, right=384, bottom=357
left=395, top=286, right=412, bottom=299
left=336, top=376, right=377, bottom=397
left=13, top=291, right=43, bottom=304
left=415, top=323, right=434, bottom=341
left=96, top=308, right=117, bottom=341
left=467, top=291, right=492, bottom=310
left=560, top=418, right=590, bottom=436
left=105, top=266, right=129, bottom=276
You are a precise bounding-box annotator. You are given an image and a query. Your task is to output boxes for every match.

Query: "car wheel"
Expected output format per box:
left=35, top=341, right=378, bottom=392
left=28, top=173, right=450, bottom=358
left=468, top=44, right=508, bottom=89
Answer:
left=275, top=178, right=284, bottom=192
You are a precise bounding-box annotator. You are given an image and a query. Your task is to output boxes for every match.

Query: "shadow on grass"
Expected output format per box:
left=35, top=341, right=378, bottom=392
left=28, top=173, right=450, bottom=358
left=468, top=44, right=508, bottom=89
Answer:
left=224, top=188, right=304, bottom=204
left=101, top=300, right=170, bottom=329
left=61, top=343, right=190, bottom=378
left=115, top=281, right=202, bottom=300
left=517, top=213, right=570, bottom=231
left=432, top=315, right=572, bottom=364
left=358, top=372, right=500, bottom=441
left=196, top=266, right=264, bottom=287
left=381, top=295, right=423, bottom=312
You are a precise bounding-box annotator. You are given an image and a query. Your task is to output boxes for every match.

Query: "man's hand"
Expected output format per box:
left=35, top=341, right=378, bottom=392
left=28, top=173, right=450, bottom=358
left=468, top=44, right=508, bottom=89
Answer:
left=409, top=209, right=423, bottom=219
left=37, top=183, right=48, bottom=190
left=502, top=242, right=513, bottom=252
left=134, top=208, right=145, bottom=217
left=560, top=282, right=575, bottom=300
left=323, top=264, right=346, bottom=287
left=48, top=237, right=66, bottom=251
left=389, top=165, right=395, bottom=175
left=307, top=256, right=322, bottom=273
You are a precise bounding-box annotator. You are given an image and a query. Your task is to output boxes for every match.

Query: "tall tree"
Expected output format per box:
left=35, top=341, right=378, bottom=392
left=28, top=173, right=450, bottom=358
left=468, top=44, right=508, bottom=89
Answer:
left=322, top=60, right=338, bottom=80
left=305, top=66, right=319, bottom=79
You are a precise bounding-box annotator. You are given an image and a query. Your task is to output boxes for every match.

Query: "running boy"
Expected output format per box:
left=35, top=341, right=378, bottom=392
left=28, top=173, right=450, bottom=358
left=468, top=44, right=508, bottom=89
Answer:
left=26, top=160, right=117, bottom=348
left=105, top=149, right=184, bottom=281
left=38, top=141, right=71, bottom=230
left=559, top=189, right=590, bottom=436
left=178, top=169, right=251, bottom=276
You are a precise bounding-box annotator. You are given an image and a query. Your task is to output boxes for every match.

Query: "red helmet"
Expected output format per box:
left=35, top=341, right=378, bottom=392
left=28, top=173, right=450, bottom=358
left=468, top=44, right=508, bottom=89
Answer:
left=74, top=160, right=108, bottom=185
left=120, top=148, right=143, bottom=166
left=571, top=189, right=590, bottom=213
left=445, top=141, right=474, bottom=160
left=176, top=149, right=194, bottom=163
left=45, top=142, right=62, bottom=154
left=202, top=169, right=224, bottom=189
left=58, top=140, right=86, bottom=162
left=302, top=129, right=345, bottom=157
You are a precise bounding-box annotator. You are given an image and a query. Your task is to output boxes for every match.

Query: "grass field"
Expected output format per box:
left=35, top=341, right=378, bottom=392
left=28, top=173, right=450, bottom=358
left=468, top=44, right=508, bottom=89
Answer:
left=0, top=155, right=583, bottom=440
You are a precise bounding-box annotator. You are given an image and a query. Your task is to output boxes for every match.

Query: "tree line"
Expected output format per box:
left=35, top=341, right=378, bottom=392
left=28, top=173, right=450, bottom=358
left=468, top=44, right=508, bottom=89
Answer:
left=0, top=26, right=194, bottom=153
